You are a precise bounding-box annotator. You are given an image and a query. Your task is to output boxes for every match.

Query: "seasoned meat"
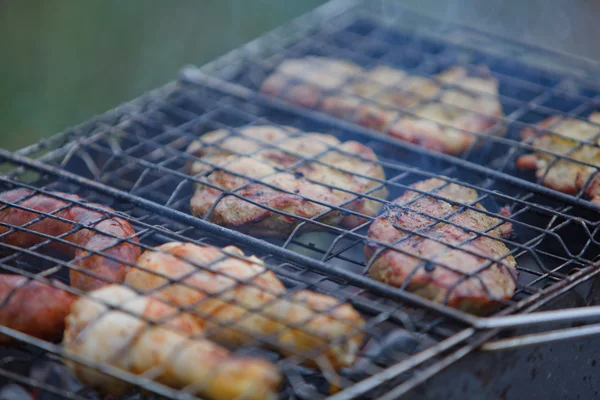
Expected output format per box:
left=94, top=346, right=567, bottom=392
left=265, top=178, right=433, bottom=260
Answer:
left=261, top=57, right=504, bottom=155
left=0, top=189, right=140, bottom=344
left=0, top=275, right=75, bottom=344
left=365, top=178, right=517, bottom=315
left=516, top=112, right=600, bottom=204
left=187, top=125, right=387, bottom=236
left=64, top=285, right=281, bottom=400
left=125, top=242, right=365, bottom=370
left=0, top=189, right=141, bottom=291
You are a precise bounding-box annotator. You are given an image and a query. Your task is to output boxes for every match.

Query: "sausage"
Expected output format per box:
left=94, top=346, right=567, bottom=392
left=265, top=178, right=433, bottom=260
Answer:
left=0, top=188, right=141, bottom=291
left=64, top=285, right=281, bottom=400
left=0, top=188, right=140, bottom=344
left=0, top=275, right=76, bottom=344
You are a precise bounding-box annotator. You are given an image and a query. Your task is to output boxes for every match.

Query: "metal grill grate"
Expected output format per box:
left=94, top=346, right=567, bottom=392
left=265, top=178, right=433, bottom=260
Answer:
left=0, top=159, right=483, bottom=400
left=2, top=0, right=600, bottom=399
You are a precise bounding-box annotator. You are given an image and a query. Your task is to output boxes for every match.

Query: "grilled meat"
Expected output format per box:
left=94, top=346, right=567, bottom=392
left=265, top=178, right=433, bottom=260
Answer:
left=125, top=242, right=365, bottom=370
left=261, top=57, right=504, bottom=155
left=0, top=189, right=141, bottom=291
left=0, top=276, right=75, bottom=344
left=186, top=125, right=387, bottom=236
left=516, top=112, right=600, bottom=204
left=0, top=189, right=140, bottom=344
left=64, top=284, right=281, bottom=400
left=365, top=178, right=517, bottom=315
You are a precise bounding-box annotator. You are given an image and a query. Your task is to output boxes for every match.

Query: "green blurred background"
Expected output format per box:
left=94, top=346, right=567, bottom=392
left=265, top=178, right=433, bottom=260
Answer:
left=2, top=0, right=598, bottom=151
left=0, top=1, right=326, bottom=151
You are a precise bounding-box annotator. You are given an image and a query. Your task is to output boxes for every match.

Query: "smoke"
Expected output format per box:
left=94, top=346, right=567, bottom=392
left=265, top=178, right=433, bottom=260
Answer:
left=399, top=0, right=598, bottom=61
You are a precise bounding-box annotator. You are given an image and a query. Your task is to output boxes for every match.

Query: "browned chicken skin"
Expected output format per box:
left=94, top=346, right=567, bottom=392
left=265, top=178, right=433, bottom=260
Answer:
left=0, top=188, right=141, bottom=291
left=365, top=178, right=517, bottom=315
left=64, top=285, right=281, bottom=400
left=0, top=275, right=75, bottom=344
left=516, top=112, right=600, bottom=204
left=187, top=125, right=387, bottom=236
left=261, top=57, right=504, bottom=155
left=125, top=242, right=365, bottom=370
left=0, top=189, right=141, bottom=343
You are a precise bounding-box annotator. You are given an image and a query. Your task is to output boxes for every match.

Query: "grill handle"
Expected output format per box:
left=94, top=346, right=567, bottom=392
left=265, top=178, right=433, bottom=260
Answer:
left=480, top=323, right=600, bottom=351
left=474, top=305, right=600, bottom=330
left=475, top=305, right=600, bottom=351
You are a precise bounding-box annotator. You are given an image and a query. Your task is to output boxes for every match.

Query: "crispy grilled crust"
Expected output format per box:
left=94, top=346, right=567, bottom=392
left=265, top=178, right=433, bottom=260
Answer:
left=0, top=276, right=75, bottom=344
left=0, top=189, right=140, bottom=344
left=64, top=285, right=281, bottom=400
left=0, top=189, right=141, bottom=291
left=125, top=242, right=365, bottom=370
left=365, top=178, right=517, bottom=315
left=186, top=125, right=387, bottom=236
left=516, top=112, right=600, bottom=204
left=261, top=57, right=504, bottom=155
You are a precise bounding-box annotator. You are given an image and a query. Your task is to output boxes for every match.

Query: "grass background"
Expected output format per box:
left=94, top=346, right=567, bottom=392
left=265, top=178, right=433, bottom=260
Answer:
left=0, top=1, right=326, bottom=150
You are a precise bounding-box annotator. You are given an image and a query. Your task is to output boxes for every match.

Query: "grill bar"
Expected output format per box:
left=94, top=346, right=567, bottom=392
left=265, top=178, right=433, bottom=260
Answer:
left=3, top=1, right=600, bottom=398
left=0, top=147, right=479, bottom=324
left=182, top=66, right=600, bottom=213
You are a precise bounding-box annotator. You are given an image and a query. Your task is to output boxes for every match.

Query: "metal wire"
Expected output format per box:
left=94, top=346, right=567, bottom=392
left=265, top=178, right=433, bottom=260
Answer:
left=0, top=158, right=477, bottom=399
left=2, top=0, right=600, bottom=398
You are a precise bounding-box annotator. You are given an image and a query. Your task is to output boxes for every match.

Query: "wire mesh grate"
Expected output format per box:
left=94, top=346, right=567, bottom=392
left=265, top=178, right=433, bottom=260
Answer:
left=2, top=0, right=600, bottom=398
left=0, top=159, right=478, bottom=399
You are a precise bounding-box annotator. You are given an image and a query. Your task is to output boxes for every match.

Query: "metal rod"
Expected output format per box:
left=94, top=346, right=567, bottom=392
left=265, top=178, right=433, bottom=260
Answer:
left=327, top=328, right=475, bottom=400
left=0, top=147, right=479, bottom=325
left=180, top=66, right=600, bottom=213
left=475, top=305, right=600, bottom=330
left=480, top=323, right=600, bottom=351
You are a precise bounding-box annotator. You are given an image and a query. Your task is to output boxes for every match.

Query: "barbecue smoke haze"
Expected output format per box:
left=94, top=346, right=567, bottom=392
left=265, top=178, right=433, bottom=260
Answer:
left=396, top=0, right=598, bottom=61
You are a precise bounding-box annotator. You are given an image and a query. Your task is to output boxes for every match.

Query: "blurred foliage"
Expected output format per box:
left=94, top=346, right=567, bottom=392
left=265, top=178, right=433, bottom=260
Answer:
left=0, top=0, right=325, bottom=150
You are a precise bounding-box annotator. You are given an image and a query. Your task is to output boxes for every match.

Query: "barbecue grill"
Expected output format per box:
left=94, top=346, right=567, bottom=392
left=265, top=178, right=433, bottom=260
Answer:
left=2, top=0, right=600, bottom=398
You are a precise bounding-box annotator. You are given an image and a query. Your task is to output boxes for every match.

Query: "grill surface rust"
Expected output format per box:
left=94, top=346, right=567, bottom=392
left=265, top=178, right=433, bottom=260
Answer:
left=1, top=0, right=600, bottom=399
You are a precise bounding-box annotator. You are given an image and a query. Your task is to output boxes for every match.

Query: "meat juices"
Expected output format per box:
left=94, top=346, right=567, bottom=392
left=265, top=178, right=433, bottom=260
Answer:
left=125, top=242, right=365, bottom=370
left=186, top=125, right=388, bottom=236
left=365, top=178, right=517, bottom=315
left=0, top=189, right=141, bottom=343
left=261, top=57, right=504, bottom=155
left=516, top=112, right=600, bottom=204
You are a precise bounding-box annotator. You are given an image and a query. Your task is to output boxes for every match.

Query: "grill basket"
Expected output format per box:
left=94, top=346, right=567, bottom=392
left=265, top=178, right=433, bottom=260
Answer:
left=2, top=0, right=600, bottom=399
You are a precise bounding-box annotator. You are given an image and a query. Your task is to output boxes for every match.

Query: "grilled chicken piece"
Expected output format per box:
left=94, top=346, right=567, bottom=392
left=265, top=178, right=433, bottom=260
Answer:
left=63, top=285, right=281, bottom=400
left=0, top=188, right=140, bottom=292
left=261, top=57, right=504, bottom=155
left=0, top=188, right=140, bottom=344
left=186, top=125, right=387, bottom=236
left=0, top=276, right=75, bottom=345
left=516, top=112, right=600, bottom=204
left=125, top=242, right=365, bottom=370
left=365, top=178, right=517, bottom=315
